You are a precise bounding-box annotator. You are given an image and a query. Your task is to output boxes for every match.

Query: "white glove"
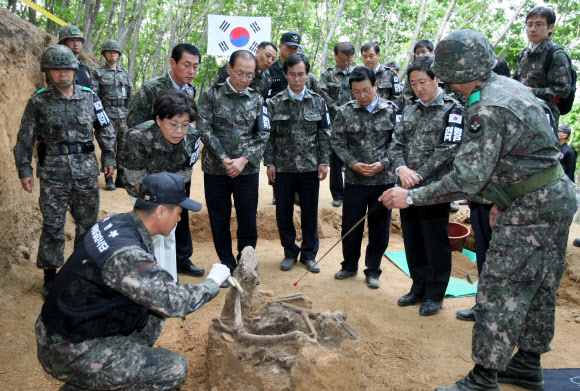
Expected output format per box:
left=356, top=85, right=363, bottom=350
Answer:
left=206, top=263, right=231, bottom=286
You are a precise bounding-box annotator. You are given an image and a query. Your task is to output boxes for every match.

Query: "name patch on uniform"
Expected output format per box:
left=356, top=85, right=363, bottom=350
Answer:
left=467, top=117, right=484, bottom=138
left=257, top=104, right=271, bottom=132
left=442, top=111, right=464, bottom=143
left=91, top=224, right=109, bottom=253
left=189, top=138, right=201, bottom=166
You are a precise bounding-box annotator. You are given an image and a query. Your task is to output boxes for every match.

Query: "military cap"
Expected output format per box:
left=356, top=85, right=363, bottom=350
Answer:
left=558, top=124, right=572, bottom=135
left=280, top=32, right=301, bottom=47
left=58, top=25, right=85, bottom=44
left=431, top=29, right=495, bottom=84
left=101, top=40, right=122, bottom=56
left=139, top=172, right=202, bottom=212
left=41, top=45, right=79, bottom=72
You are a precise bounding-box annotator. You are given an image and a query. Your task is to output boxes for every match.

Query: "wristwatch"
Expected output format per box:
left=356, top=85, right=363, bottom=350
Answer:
left=405, top=190, right=414, bottom=205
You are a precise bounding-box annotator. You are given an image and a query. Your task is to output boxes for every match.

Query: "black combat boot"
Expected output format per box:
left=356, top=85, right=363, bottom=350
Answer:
left=42, top=268, right=56, bottom=300
left=434, top=364, right=500, bottom=391
left=115, top=167, right=126, bottom=189
left=497, top=349, right=544, bottom=391
left=105, top=176, right=116, bottom=190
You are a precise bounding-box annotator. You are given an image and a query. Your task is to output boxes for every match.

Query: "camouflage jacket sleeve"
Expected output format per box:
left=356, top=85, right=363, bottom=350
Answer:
left=263, top=99, right=276, bottom=166
left=91, top=69, right=101, bottom=97
left=101, top=246, right=220, bottom=318
left=535, top=50, right=571, bottom=99
left=317, top=99, right=332, bottom=166
left=318, top=71, right=338, bottom=112
left=13, top=94, right=38, bottom=179
left=242, top=97, right=270, bottom=168
left=388, top=111, right=411, bottom=171
left=412, top=111, right=510, bottom=205
left=92, top=92, right=117, bottom=167
left=197, top=88, right=229, bottom=162
left=331, top=107, right=357, bottom=168
left=122, top=128, right=149, bottom=187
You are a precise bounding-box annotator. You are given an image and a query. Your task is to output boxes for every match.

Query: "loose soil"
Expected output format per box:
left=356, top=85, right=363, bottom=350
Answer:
left=1, top=8, right=579, bottom=390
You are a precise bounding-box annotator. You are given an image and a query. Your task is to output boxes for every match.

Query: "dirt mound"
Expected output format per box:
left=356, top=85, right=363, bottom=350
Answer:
left=0, top=7, right=56, bottom=286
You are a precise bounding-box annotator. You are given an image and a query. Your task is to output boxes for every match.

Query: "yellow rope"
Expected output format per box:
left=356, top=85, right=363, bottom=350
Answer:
left=19, top=0, right=68, bottom=27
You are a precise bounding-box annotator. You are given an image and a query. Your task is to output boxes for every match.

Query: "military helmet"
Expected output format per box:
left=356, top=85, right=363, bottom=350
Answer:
left=58, top=25, right=85, bottom=44
left=101, top=40, right=122, bottom=56
left=431, top=29, right=495, bottom=84
left=41, top=45, right=79, bottom=72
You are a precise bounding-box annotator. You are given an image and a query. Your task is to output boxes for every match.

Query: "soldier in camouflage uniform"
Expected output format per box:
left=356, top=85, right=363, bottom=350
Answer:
left=127, top=43, right=200, bottom=129
left=319, top=42, right=356, bottom=208
left=92, top=40, right=133, bottom=190
left=58, top=25, right=92, bottom=88
left=212, top=41, right=277, bottom=98
left=380, top=30, right=578, bottom=391
left=360, top=42, right=402, bottom=102
left=36, top=172, right=230, bottom=390
left=398, top=39, right=435, bottom=110
left=127, top=43, right=204, bottom=278
left=197, top=50, right=270, bottom=281
left=123, top=90, right=201, bottom=282
left=514, top=6, right=572, bottom=128
left=331, top=66, right=397, bottom=289
left=389, top=55, right=463, bottom=314
left=264, top=54, right=331, bottom=274
left=14, top=45, right=116, bottom=298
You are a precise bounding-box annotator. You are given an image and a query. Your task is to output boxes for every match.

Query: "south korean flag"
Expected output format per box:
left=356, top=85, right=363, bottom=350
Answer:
left=443, top=110, right=464, bottom=144
left=207, top=15, right=272, bottom=56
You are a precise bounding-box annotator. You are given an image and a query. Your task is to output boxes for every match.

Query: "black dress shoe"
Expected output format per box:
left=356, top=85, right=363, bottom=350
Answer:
left=419, top=299, right=443, bottom=316
left=456, top=306, right=475, bottom=321
left=397, top=292, right=424, bottom=307
left=301, top=259, right=320, bottom=273
left=177, top=262, right=205, bottom=277
left=366, top=273, right=380, bottom=289
left=334, top=269, right=357, bottom=280
left=574, top=238, right=580, bottom=247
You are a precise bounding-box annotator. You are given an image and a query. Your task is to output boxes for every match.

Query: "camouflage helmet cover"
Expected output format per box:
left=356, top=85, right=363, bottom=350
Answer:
left=41, top=45, right=79, bottom=72
left=58, top=25, right=85, bottom=44
left=101, top=40, right=122, bottom=56
left=431, top=29, right=495, bottom=84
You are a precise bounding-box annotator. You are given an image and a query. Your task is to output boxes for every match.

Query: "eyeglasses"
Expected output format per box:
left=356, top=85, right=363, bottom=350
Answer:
left=163, top=119, right=190, bottom=131
left=232, top=70, right=255, bottom=80
left=336, top=57, right=353, bottom=64
left=525, top=22, right=548, bottom=29
left=352, top=87, right=375, bottom=96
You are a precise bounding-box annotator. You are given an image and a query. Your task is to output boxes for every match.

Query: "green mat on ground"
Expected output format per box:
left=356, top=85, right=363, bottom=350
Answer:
left=384, top=249, right=478, bottom=298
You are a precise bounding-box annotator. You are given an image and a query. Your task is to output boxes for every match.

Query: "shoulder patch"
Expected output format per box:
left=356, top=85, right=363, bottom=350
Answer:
left=467, top=117, right=484, bottom=138
left=468, top=91, right=480, bottom=106
left=36, top=88, right=46, bottom=94
left=82, top=86, right=92, bottom=91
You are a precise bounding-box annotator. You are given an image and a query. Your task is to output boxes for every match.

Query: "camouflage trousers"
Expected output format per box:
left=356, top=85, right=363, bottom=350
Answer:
left=109, top=116, right=129, bottom=168
left=36, top=313, right=187, bottom=390
left=37, top=176, right=99, bottom=268
left=472, top=177, right=577, bottom=370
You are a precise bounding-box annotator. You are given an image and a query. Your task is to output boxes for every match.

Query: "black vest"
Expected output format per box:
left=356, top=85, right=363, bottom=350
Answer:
left=41, top=213, right=150, bottom=342
left=268, top=61, right=287, bottom=99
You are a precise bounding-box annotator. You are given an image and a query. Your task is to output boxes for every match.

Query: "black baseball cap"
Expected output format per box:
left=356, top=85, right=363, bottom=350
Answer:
left=138, top=172, right=202, bottom=212
left=558, top=124, right=572, bottom=135
left=280, top=32, right=301, bottom=47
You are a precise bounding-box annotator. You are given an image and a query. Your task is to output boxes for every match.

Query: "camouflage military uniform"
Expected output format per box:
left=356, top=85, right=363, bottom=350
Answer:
left=264, top=88, right=331, bottom=262
left=391, top=91, right=463, bottom=301
left=127, top=72, right=196, bottom=129
left=123, top=121, right=200, bottom=198
left=14, top=85, right=116, bottom=268
left=211, top=63, right=272, bottom=98
left=375, top=63, right=402, bottom=102
left=92, top=63, right=133, bottom=165
left=332, top=96, right=397, bottom=277
left=197, top=82, right=270, bottom=270
left=414, top=72, right=577, bottom=370
left=36, top=211, right=220, bottom=390
left=514, top=38, right=571, bottom=128
left=318, top=65, right=355, bottom=118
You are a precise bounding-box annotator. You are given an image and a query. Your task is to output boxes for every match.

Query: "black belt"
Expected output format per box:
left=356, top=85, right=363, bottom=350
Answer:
left=104, top=99, right=126, bottom=106
left=44, top=143, right=95, bottom=155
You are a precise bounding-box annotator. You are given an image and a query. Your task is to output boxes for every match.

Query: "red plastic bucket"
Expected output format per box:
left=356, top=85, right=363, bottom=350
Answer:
left=448, top=222, right=470, bottom=252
